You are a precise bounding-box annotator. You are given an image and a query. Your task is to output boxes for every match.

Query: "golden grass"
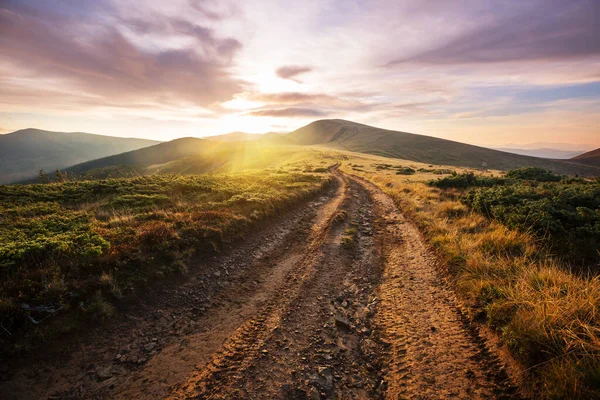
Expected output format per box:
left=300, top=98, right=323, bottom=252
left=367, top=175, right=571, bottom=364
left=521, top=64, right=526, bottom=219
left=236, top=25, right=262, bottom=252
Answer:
left=343, top=163, right=600, bottom=399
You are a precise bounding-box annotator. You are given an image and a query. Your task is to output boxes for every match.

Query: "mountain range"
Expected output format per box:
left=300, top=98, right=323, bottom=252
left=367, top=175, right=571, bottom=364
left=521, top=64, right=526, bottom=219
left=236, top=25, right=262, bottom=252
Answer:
left=3, top=120, right=600, bottom=183
left=491, top=148, right=585, bottom=159
left=0, top=128, right=159, bottom=183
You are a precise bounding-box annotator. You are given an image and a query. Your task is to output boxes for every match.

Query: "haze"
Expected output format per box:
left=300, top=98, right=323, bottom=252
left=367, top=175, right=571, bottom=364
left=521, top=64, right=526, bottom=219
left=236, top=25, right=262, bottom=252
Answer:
left=1, top=0, right=599, bottom=147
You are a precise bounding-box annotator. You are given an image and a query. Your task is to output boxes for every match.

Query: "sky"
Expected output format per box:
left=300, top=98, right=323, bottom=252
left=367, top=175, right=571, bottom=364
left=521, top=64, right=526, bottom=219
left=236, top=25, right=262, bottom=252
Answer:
left=0, top=0, right=599, bottom=147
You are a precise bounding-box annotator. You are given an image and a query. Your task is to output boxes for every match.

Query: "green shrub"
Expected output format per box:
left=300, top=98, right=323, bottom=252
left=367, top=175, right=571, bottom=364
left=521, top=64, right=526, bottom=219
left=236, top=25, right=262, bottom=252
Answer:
left=505, top=167, right=563, bottom=182
left=462, top=182, right=600, bottom=263
left=429, top=172, right=504, bottom=189
left=396, top=167, right=416, bottom=175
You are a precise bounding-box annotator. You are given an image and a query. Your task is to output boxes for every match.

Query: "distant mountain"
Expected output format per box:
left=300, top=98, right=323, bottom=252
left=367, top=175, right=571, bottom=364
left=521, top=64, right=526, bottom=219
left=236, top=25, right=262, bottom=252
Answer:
left=571, top=148, right=600, bottom=167
left=286, top=119, right=600, bottom=176
left=492, top=147, right=585, bottom=159
left=0, top=128, right=159, bottom=183
left=499, top=142, right=595, bottom=152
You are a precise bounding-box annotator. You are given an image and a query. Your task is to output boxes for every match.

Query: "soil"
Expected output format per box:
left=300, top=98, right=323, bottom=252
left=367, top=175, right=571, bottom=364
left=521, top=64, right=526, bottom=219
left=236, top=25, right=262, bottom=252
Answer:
left=0, top=169, right=520, bottom=399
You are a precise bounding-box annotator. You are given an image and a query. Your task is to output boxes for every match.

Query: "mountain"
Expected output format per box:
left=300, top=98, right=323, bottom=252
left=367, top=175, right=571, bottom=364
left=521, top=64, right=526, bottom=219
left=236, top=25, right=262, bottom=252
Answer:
left=286, top=119, right=600, bottom=176
left=64, top=137, right=305, bottom=178
left=61, top=119, right=600, bottom=179
left=571, top=148, right=600, bottom=167
left=205, top=131, right=291, bottom=144
left=205, top=131, right=263, bottom=142
left=492, top=147, right=585, bottom=159
left=0, top=128, right=159, bottom=183
left=499, top=142, right=596, bottom=152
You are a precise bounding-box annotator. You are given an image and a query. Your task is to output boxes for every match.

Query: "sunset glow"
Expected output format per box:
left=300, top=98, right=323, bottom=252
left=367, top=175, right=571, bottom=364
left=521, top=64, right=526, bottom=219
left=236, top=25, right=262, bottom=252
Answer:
left=0, top=0, right=598, bottom=146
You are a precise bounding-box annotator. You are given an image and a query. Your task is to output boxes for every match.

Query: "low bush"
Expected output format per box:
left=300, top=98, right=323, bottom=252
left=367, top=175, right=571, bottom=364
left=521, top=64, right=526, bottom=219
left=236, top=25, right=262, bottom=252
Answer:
left=395, top=167, right=416, bottom=175
left=429, top=172, right=504, bottom=189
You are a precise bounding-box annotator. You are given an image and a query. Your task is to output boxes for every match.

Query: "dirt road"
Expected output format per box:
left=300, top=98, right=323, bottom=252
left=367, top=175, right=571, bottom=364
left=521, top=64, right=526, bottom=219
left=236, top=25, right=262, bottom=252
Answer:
left=1, top=169, right=516, bottom=399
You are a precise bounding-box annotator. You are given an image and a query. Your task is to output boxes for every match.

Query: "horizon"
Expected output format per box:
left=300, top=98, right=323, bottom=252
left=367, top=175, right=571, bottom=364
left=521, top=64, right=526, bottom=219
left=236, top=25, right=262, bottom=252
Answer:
left=1, top=1, right=599, bottom=147
left=2, top=122, right=597, bottom=153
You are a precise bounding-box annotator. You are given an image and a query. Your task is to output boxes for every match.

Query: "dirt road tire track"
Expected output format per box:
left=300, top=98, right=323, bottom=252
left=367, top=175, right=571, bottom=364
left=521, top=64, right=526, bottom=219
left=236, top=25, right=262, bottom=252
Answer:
left=348, top=173, right=517, bottom=400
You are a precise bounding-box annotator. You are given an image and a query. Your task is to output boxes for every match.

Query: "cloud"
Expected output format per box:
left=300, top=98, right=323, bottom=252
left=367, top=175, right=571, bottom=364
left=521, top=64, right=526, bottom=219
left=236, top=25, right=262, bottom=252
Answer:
left=0, top=1, right=245, bottom=112
left=247, top=107, right=327, bottom=118
left=275, top=66, right=313, bottom=82
left=388, top=0, right=600, bottom=65
left=245, top=92, right=383, bottom=112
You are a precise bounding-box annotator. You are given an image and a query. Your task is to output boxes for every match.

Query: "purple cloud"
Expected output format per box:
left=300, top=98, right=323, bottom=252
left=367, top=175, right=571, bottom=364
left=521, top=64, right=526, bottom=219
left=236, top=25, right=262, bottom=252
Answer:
left=247, top=107, right=327, bottom=117
left=388, top=0, right=600, bottom=65
left=275, top=66, right=313, bottom=82
left=0, top=1, right=244, bottom=108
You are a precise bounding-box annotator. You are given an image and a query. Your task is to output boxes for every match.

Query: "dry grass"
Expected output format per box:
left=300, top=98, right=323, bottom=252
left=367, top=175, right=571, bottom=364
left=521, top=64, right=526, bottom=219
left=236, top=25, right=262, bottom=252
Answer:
left=344, top=164, right=600, bottom=399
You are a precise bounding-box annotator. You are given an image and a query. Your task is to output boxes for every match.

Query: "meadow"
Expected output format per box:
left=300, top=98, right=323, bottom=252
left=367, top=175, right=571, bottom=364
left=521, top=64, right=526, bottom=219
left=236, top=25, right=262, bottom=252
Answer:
left=343, top=162, right=600, bottom=399
left=0, top=170, right=330, bottom=348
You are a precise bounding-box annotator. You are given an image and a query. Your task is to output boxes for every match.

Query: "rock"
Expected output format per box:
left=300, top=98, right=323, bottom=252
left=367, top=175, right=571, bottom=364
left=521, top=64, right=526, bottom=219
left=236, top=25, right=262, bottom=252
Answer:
left=144, top=342, right=157, bottom=352
left=307, top=386, right=321, bottom=400
left=349, top=374, right=364, bottom=388
left=95, top=367, right=113, bottom=381
left=318, top=367, right=334, bottom=393
left=334, top=316, right=351, bottom=332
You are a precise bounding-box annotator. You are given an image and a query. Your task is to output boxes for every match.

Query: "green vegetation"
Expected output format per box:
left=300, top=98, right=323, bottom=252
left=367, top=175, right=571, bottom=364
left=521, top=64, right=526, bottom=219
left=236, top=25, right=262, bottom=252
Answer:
left=429, top=172, right=504, bottom=189
left=463, top=180, right=600, bottom=264
left=417, top=167, right=453, bottom=175
left=505, top=166, right=563, bottom=182
left=395, top=167, right=416, bottom=175
left=0, top=171, right=329, bottom=345
left=431, top=168, right=600, bottom=264
left=341, top=226, right=358, bottom=248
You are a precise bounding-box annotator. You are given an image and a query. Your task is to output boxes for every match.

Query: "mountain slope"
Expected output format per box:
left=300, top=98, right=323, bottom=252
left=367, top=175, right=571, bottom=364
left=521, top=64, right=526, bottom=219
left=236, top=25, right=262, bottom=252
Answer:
left=287, top=119, right=600, bottom=176
left=571, top=148, right=600, bottom=167
left=0, top=128, right=159, bottom=183
left=492, top=147, right=584, bottom=159
left=205, top=132, right=263, bottom=142
left=65, top=137, right=310, bottom=178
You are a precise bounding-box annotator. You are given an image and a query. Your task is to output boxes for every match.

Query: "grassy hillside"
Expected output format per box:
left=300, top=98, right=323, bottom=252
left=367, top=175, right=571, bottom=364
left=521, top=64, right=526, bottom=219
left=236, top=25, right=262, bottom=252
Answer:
left=289, top=120, right=600, bottom=176
left=572, top=148, right=600, bottom=166
left=65, top=140, right=332, bottom=179
left=0, top=129, right=159, bottom=184
left=0, top=170, right=330, bottom=350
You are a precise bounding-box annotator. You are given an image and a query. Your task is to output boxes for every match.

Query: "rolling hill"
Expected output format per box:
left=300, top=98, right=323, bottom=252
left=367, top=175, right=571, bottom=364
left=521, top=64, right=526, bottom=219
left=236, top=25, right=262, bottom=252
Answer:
left=286, top=119, right=600, bottom=176
left=60, top=119, right=600, bottom=179
left=0, top=128, right=159, bottom=183
left=64, top=136, right=316, bottom=179
left=571, top=148, right=600, bottom=167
